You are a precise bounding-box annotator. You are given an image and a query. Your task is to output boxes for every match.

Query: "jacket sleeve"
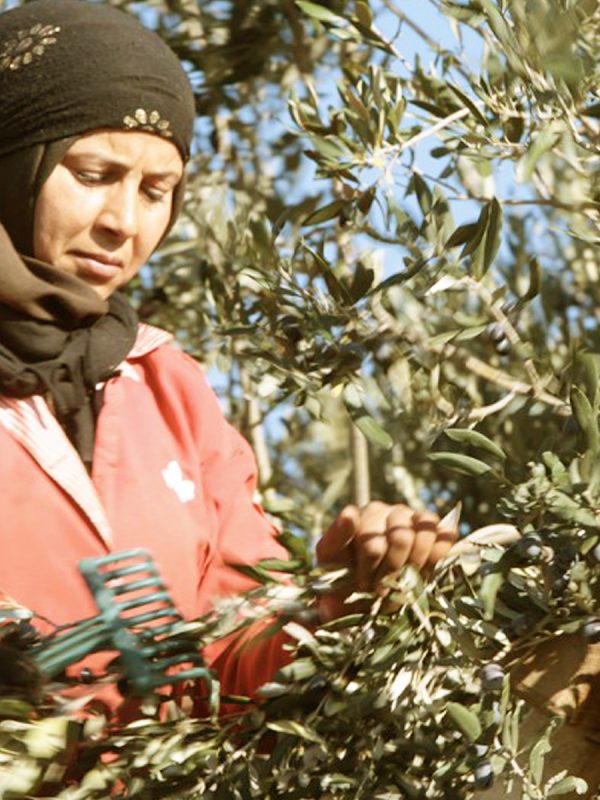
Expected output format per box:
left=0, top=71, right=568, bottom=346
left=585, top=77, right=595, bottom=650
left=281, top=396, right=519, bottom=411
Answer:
left=181, top=355, right=292, bottom=700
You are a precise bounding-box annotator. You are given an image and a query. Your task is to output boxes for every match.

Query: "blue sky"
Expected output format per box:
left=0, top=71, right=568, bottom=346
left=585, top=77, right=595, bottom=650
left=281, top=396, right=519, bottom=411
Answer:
left=377, top=1, right=484, bottom=71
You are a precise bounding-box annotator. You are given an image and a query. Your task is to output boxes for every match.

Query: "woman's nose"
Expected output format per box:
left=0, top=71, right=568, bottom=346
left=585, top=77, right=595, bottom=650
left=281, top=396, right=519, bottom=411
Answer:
left=97, top=183, right=139, bottom=240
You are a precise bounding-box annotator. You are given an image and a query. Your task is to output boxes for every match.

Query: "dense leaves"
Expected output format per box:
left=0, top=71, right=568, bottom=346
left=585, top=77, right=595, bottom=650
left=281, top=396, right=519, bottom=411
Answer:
left=2, top=487, right=600, bottom=797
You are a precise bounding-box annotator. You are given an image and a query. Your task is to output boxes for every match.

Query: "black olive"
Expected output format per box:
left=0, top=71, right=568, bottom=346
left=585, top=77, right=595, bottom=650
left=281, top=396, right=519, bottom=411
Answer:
left=477, top=663, right=505, bottom=691
left=495, top=338, right=511, bottom=356
left=503, top=614, right=531, bottom=640
left=473, top=761, right=494, bottom=790
left=79, top=668, right=95, bottom=684
left=486, top=323, right=505, bottom=342
left=515, top=534, right=543, bottom=562
left=583, top=619, right=600, bottom=643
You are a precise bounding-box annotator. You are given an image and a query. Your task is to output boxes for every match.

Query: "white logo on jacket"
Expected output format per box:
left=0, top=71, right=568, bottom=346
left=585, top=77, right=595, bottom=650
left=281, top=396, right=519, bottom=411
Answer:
left=162, top=460, right=196, bottom=503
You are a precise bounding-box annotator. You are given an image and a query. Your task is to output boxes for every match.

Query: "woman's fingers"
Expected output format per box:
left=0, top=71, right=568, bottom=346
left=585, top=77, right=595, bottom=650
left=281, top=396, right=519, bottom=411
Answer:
left=316, top=502, right=461, bottom=598
left=351, top=501, right=391, bottom=590
left=315, top=505, right=359, bottom=566
left=371, top=505, right=414, bottom=585
left=369, top=508, right=436, bottom=586
left=410, top=510, right=444, bottom=570
left=315, top=504, right=367, bottom=623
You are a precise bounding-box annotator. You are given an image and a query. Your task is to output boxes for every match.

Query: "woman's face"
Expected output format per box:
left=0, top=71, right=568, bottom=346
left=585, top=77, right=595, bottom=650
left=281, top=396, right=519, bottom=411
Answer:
left=33, top=130, right=184, bottom=299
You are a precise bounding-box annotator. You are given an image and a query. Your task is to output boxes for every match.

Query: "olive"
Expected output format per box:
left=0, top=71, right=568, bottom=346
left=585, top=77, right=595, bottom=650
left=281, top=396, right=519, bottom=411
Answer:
left=515, top=534, right=543, bottom=561
left=161, top=765, right=186, bottom=779
left=79, top=668, right=95, bottom=684
left=292, top=608, right=320, bottom=626
left=306, top=674, right=328, bottom=692
left=16, top=622, right=40, bottom=646
left=547, top=564, right=569, bottom=595
left=583, top=619, right=600, bottom=643
left=477, top=663, right=505, bottom=691
left=473, top=761, right=494, bottom=790
left=495, top=338, right=511, bottom=356
left=486, top=323, right=505, bottom=342
left=374, top=342, right=394, bottom=369
left=554, top=543, right=577, bottom=570
left=3, top=621, right=40, bottom=649
left=503, top=614, right=531, bottom=640
left=551, top=575, right=569, bottom=595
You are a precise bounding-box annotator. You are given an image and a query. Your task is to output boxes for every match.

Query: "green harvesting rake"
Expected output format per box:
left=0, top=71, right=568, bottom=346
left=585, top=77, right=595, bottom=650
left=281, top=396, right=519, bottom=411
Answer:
left=22, top=549, right=219, bottom=711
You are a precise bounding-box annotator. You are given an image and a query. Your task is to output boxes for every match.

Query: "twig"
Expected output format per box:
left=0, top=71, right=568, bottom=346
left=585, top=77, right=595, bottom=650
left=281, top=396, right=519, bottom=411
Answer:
left=467, top=390, right=518, bottom=422
left=371, top=296, right=568, bottom=414
left=351, top=424, right=371, bottom=507
left=463, top=354, right=566, bottom=412
left=414, top=170, right=600, bottom=214
left=386, top=107, right=471, bottom=163
left=239, top=363, right=273, bottom=488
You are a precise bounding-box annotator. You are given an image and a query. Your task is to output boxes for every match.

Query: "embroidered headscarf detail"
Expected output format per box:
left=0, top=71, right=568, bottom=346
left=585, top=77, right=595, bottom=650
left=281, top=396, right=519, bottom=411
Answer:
left=0, top=23, right=60, bottom=71
left=123, top=109, right=174, bottom=139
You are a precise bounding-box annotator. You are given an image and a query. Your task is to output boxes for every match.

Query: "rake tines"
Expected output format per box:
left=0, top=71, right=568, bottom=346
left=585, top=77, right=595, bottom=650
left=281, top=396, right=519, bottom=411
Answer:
left=33, top=549, right=219, bottom=711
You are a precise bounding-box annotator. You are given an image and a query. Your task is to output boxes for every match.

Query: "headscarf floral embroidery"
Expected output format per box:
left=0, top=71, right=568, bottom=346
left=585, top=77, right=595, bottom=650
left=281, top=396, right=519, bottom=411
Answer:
left=0, top=24, right=60, bottom=72
left=123, top=108, right=173, bottom=139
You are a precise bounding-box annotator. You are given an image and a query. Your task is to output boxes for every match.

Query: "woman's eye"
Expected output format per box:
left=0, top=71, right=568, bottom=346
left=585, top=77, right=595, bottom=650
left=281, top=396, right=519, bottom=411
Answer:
left=75, top=170, right=105, bottom=184
left=144, top=186, right=169, bottom=203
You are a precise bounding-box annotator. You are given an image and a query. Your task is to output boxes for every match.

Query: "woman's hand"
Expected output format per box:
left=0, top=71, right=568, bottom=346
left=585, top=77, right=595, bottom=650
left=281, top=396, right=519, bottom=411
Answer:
left=315, top=502, right=459, bottom=622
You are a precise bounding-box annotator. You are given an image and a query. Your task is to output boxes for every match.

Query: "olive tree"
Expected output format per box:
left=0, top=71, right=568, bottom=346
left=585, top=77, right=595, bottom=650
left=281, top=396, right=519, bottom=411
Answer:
left=2, top=0, right=600, bottom=797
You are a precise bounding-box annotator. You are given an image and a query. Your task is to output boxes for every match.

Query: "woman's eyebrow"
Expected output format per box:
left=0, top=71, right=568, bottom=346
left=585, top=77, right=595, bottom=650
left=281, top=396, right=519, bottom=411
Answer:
left=147, top=169, right=182, bottom=182
left=64, top=152, right=182, bottom=181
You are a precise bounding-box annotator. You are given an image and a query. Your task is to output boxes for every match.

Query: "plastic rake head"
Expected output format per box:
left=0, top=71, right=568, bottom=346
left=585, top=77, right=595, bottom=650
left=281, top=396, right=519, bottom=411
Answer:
left=33, top=549, right=219, bottom=710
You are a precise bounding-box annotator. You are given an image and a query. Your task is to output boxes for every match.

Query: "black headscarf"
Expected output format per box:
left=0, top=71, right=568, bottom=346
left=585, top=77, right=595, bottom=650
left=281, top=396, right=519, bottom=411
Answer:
left=0, top=0, right=196, bottom=469
left=0, top=0, right=195, bottom=161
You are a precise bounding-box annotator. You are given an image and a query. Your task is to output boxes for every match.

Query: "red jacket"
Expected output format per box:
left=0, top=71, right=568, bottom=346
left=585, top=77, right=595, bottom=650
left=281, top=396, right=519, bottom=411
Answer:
left=0, top=324, right=290, bottom=702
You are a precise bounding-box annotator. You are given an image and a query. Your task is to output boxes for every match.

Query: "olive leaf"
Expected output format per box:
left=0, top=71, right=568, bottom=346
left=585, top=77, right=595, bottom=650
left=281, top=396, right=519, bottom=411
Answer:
left=428, top=452, right=493, bottom=476
left=444, top=428, right=507, bottom=460
left=446, top=702, right=482, bottom=742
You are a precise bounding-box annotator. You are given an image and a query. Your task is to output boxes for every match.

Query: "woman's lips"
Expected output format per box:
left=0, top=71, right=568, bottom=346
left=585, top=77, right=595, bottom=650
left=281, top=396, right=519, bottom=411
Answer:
left=70, top=251, right=124, bottom=282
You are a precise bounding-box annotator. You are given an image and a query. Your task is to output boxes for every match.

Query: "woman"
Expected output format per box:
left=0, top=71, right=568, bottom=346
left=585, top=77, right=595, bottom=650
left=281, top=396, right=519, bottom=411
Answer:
left=0, top=0, right=456, bottom=707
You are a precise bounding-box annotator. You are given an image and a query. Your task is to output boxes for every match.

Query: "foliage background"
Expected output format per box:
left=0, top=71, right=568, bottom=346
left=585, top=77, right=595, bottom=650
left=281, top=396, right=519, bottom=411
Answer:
left=2, top=0, right=600, bottom=796
left=121, top=0, right=600, bottom=542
